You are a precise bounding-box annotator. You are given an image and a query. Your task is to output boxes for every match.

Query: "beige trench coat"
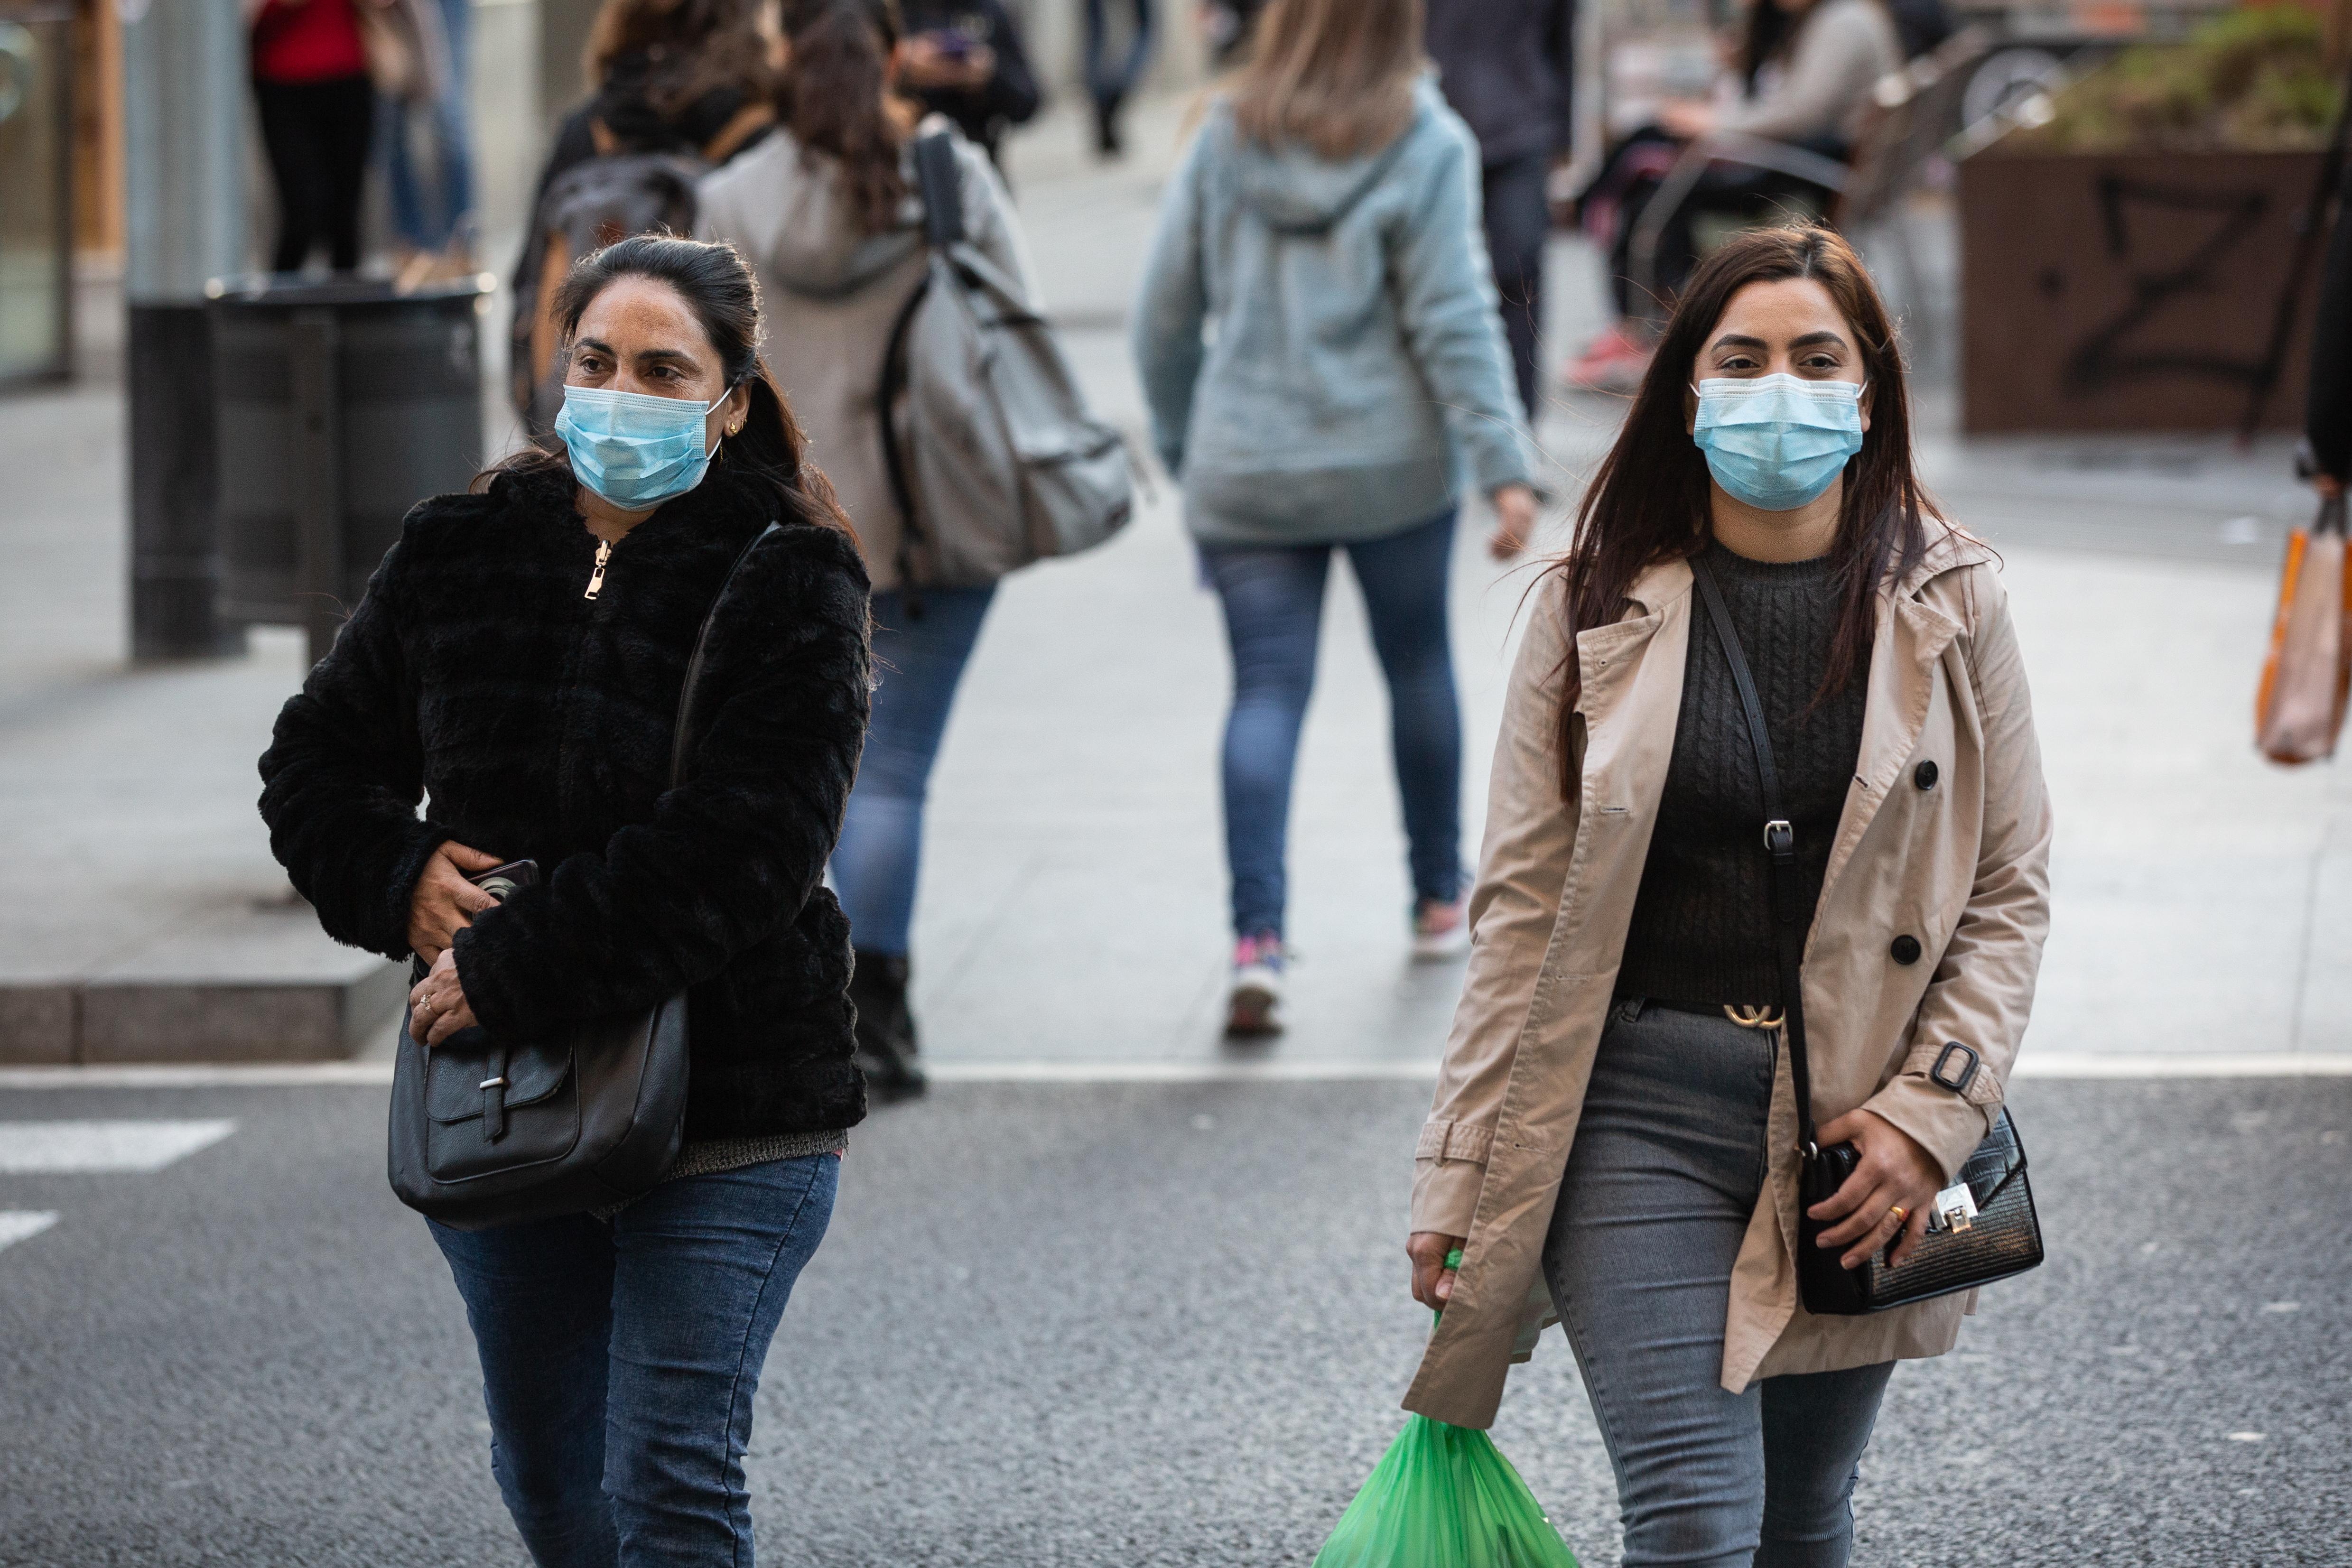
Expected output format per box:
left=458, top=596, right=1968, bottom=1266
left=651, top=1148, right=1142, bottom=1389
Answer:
left=1404, top=527, right=2052, bottom=1429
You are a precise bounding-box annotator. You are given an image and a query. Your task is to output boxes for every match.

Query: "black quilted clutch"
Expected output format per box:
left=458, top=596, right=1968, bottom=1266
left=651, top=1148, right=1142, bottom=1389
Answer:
left=1799, top=1109, right=2044, bottom=1315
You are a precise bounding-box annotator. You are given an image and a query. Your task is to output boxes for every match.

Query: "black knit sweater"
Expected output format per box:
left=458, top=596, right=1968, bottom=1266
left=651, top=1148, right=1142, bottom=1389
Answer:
left=1615, top=541, right=1869, bottom=1009
left=258, top=464, right=874, bottom=1141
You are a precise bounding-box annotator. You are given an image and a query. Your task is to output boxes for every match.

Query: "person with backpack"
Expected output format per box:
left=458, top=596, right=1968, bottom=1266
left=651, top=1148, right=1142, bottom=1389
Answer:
left=698, top=0, right=1058, bottom=1097
left=1133, top=0, right=1539, bottom=1037
left=509, top=0, right=781, bottom=429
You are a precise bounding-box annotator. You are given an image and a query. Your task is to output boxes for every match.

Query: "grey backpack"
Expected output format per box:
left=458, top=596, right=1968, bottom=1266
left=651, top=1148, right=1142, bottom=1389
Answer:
left=878, top=133, right=1133, bottom=590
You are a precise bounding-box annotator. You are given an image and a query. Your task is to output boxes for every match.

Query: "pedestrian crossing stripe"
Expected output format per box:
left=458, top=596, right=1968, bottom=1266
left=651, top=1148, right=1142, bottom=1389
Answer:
left=0, top=1120, right=237, bottom=1173
left=0, top=1211, right=57, bottom=1253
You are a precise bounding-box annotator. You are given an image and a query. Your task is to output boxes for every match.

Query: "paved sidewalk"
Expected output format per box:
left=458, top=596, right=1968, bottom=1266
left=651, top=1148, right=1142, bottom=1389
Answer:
left=2, top=94, right=2345, bottom=1067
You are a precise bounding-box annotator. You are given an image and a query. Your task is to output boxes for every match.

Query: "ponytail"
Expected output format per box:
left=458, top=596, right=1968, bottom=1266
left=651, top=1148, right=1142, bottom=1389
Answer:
left=778, top=0, right=910, bottom=235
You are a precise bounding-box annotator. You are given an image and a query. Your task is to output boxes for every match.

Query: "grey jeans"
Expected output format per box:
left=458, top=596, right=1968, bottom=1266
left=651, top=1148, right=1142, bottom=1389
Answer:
left=1543, top=997, right=1895, bottom=1568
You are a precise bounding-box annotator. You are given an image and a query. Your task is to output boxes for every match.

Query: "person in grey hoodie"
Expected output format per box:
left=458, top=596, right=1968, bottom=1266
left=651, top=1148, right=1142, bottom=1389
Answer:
left=697, top=0, right=1037, bottom=1098
left=1132, top=0, right=1539, bottom=1038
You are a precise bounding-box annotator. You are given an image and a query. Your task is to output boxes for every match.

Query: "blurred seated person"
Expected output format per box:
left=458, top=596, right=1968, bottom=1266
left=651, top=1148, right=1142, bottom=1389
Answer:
left=898, top=0, right=1042, bottom=167
left=1564, top=0, right=1899, bottom=391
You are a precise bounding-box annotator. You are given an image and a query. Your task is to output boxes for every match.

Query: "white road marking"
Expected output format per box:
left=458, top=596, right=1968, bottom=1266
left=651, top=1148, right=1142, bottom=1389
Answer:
left=0, top=1052, right=2349, bottom=1091
left=0, top=1120, right=237, bottom=1173
left=0, top=1211, right=57, bottom=1253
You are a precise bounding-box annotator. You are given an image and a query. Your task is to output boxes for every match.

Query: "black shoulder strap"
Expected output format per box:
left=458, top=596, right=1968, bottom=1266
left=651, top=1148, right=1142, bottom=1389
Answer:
left=913, top=129, right=966, bottom=250
left=1688, top=554, right=1820, bottom=1155
left=669, top=521, right=781, bottom=788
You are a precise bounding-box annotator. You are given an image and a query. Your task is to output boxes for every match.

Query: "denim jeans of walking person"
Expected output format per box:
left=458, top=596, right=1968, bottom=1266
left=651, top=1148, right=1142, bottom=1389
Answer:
left=381, top=0, right=474, bottom=252
left=1082, top=0, right=1153, bottom=151
left=829, top=585, right=996, bottom=956
left=430, top=1155, right=839, bottom=1568
left=1199, top=509, right=1464, bottom=941
left=1543, top=999, right=1895, bottom=1568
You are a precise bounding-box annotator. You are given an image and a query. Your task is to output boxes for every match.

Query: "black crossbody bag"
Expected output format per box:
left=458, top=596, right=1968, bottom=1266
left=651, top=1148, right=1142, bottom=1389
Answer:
left=388, top=523, right=778, bottom=1231
left=1688, top=555, right=2044, bottom=1315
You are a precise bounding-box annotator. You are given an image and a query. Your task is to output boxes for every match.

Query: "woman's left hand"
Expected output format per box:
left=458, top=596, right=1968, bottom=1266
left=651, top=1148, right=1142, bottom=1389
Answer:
left=1806, top=1108, right=1943, bottom=1270
left=1488, top=483, right=1539, bottom=559
left=407, top=949, right=481, bottom=1046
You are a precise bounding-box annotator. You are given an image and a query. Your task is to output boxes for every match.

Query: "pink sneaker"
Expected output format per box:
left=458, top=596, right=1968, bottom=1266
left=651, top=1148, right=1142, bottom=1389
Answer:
left=1226, top=932, right=1286, bottom=1036
left=1413, top=899, right=1471, bottom=961
left=1563, top=322, right=1654, bottom=394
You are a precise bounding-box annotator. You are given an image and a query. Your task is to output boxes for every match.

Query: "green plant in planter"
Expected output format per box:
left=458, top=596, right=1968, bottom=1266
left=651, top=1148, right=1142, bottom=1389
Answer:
left=2021, top=5, right=2341, bottom=154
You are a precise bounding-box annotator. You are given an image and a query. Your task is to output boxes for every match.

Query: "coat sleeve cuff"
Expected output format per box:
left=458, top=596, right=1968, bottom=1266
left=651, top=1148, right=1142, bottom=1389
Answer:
left=372, top=823, right=454, bottom=960
left=1863, top=1072, right=1994, bottom=1185
left=1410, top=1121, right=1491, bottom=1238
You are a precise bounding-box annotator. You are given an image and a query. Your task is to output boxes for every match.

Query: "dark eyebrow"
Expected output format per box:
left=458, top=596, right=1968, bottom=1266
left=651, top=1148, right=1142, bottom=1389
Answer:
left=632, top=347, right=697, bottom=367
left=1789, top=331, right=1850, bottom=350
left=1709, top=334, right=1769, bottom=351
left=573, top=336, right=614, bottom=357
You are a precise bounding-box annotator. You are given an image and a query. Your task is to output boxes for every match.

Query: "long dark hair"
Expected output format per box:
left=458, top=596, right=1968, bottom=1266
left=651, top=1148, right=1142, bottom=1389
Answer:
left=777, top=0, right=910, bottom=235
left=1549, top=223, right=1939, bottom=799
left=484, top=234, right=857, bottom=546
left=583, top=0, right=774, bottom=111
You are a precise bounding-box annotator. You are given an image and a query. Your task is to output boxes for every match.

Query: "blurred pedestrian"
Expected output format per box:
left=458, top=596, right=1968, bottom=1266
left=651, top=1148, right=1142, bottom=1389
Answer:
left=1406, top=226, right=2050, bottom=1564
left=382, top=0, right=477, bottom=286
left=2306, top=157, right=2352, bottom=502
left=899, top=0, right=1043, bottom=167
left=259, top=234, right=871, bottom=1567
left=1425, top=0, right=1577, bottom=420
left=1133, top=0, right=1538, bottom=1037
left=699, top=0, right=1040, bottom=1097
left=248, top=0, right=376, bottom=275
left=1565, top=0, right=1898, bottom=391
left=1084, top=0, right=1153, bottom=155
left=510, top=0, right=780, bottom=426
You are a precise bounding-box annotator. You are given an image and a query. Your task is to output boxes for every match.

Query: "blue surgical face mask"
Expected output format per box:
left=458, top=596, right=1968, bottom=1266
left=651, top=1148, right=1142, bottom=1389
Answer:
left=1690, top=373, right=1867, bottom=512
left=556, top=384, right=728, bottom=510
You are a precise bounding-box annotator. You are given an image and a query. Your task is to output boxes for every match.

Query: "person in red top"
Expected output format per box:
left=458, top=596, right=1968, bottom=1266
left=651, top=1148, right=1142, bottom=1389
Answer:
left=249, top=0, right=376, bottom=273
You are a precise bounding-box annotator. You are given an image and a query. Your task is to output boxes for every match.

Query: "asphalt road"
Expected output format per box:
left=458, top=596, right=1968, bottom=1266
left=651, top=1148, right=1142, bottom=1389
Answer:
left=0, top=1076, right=2346, bottom=1567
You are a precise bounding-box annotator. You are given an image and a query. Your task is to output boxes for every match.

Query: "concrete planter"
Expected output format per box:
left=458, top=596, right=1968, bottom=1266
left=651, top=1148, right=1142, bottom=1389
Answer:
left=1958, top=143, right=2324, bottom=432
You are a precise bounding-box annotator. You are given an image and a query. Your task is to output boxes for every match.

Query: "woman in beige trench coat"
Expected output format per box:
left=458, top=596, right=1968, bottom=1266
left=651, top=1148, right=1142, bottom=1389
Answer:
left=1403, top=225, right=2051, bottom=1567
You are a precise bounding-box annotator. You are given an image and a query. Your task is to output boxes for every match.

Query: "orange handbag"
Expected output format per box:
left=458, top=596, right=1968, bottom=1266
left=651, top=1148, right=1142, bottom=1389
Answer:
left=2257, top=494, right=2352, bottom=765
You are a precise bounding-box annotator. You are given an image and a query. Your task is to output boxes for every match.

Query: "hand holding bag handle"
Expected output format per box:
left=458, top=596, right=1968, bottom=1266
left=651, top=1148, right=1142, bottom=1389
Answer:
left=1688, top=553, right=2043, bottom=1315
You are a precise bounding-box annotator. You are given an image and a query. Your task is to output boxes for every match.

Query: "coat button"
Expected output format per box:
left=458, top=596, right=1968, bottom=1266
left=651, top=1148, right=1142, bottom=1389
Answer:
left=1890, top=935, right=1923, bottom=965
left=1914, top=760, right=1939, bottom=790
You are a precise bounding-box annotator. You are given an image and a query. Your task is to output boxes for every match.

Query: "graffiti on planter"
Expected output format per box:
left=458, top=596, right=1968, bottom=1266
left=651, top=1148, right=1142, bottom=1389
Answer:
left=2059, top=175, right=2273, bottom=398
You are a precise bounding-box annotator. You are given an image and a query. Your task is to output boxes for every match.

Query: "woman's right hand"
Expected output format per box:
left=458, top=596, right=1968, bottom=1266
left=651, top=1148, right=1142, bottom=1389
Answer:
left=407, top=842, right=505, bottom=964
left=1408, top=1231, right=1468, bottom=1310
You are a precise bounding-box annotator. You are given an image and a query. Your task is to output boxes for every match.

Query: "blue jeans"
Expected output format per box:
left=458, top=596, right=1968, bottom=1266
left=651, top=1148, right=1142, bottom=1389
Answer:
left=381, top=0, right=474, bottom=250
left=1543, top=999, right=1895, bottom=1568
left=429, top=1155, right=839, bottom=1567
left=830, top=585, right=995, bottom=956
left=1084, top=0, right=1154, bottom=112
left=1199, top=510, right=1463, bottom=939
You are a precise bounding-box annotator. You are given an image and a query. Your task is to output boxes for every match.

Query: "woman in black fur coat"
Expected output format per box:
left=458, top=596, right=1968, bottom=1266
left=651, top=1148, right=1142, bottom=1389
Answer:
left=257, top=234, right=870, bottom=1565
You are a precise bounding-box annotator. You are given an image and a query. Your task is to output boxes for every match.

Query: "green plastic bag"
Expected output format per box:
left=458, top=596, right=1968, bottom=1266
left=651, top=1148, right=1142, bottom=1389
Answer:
left=1313, top=1252, right=1579, bottom=1568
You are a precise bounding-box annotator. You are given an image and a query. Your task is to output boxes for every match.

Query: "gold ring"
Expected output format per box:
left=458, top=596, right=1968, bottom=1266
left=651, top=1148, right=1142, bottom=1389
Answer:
left=1887, top=1205, right=1909, bottom=1227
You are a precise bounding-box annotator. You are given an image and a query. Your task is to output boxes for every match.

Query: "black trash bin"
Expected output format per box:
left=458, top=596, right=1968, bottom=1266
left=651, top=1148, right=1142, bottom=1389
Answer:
left=209, top=274, right=493, bottom=661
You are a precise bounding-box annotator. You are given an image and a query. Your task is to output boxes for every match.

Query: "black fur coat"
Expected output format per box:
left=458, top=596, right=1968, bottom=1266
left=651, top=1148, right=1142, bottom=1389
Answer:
left=258, top=464, right=873, bottom=1140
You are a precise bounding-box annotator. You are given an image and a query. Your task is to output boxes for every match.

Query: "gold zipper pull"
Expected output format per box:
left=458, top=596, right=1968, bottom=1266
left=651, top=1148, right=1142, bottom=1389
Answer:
left=584, top=538, right=612, bottom=600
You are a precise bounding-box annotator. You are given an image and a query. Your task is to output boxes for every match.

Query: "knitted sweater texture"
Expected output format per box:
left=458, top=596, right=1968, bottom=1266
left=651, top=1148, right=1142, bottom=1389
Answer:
left=1615, top=541, right=1869, bottom=1008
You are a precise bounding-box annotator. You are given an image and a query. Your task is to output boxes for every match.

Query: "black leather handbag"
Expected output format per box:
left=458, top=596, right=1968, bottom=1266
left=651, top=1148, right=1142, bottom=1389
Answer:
left=388, top=523, right=777, bottom=1231
left=1689, top=555, right=2044, bottom=1316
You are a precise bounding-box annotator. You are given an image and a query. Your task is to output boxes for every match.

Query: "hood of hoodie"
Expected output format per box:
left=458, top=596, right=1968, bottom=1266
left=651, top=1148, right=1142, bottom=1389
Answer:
left=744, top=136, right=927, bottom=300
left=1226, top=78, right=1438, bottom=236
